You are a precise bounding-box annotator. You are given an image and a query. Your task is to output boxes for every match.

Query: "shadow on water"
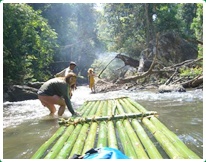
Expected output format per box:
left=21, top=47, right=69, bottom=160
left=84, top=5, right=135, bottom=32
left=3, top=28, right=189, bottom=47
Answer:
left=3, top=86, right=203, bottom=159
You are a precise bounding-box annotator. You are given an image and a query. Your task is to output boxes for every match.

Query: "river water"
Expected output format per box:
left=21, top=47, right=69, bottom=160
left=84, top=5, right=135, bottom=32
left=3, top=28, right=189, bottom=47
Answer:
left=3, top=86, right=203, bottom=159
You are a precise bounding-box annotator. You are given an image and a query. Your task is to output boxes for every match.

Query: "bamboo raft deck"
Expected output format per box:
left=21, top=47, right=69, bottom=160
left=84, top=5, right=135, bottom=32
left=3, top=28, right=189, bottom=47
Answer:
left=31, top=97, right=200, bottom=159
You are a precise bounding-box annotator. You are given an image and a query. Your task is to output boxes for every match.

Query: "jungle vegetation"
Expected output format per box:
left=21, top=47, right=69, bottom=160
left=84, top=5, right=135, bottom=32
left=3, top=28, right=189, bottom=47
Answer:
left=3, top=3, right=203, bottom=86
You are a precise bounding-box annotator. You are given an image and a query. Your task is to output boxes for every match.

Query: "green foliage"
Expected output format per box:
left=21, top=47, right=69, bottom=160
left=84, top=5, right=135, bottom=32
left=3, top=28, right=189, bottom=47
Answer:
left=3, top=3, right=58, bottom=85
left=98, top=4, right=186, bottom=58
left=179, top=66, right=203, bottom=77
left=3, top=3, right=203, bottom=86
left=190, top=3, right=203, bottom=58
left=99, top=4, right=146, bottom=57
left=29, top=3, right=101, bottom=77
left=176, top=3, right=197, bottom=35
left=154, top=4, right=181, bottom=32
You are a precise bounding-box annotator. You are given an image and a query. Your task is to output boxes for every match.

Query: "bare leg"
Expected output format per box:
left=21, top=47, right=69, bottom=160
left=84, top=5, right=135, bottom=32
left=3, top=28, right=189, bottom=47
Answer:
left=38, top=97, right=56, bottom=115
left=93, top=85, right=96, bottom=93
left=52, top=95, right=66, bottom=116
left=58, top=106, right=66, bottom=116
left=38, top=95, right=66, bottom=116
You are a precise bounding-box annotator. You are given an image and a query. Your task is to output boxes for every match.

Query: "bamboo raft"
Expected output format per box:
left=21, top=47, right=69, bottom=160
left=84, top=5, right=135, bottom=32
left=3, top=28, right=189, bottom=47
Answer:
left=31, top=97, right=200, bottom=159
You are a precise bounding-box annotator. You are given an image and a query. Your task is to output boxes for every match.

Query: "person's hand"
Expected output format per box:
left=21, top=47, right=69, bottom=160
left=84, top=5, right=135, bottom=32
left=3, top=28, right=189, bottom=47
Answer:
left=73, top=111, right=81, bottom=117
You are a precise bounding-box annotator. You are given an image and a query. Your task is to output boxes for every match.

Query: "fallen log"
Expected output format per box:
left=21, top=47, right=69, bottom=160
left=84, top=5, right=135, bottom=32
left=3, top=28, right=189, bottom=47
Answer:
left=181, top=75, right=203, bottom=88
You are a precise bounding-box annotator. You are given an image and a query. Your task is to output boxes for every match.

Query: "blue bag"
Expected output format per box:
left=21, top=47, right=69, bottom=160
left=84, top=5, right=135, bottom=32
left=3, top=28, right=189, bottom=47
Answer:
left=83, top=147, right=130, bottom=159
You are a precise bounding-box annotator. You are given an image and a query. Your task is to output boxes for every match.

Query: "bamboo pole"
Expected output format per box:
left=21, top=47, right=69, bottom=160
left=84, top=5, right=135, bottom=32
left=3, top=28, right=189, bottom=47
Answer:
left=107, top=100, right=118, bottom=149
left=107, top=100, right=113, bottom=116
left=118, top=98, right=163, bottom=158
left=77, top=101, right=89, bottom=112
left=125, top=97, right=147, bottom=113
left=116, top=120, right=137, bottom=159
left=68, top=124, right=90, bottom=158
left=78, top=101, right=94, bottom=114
left=116, top=100, right=149, bottom=159
left=82, top=101, right=105, bottom=154
left=123, top=97, right=199, bottom=159
left=68, top=100, right=100, bottom=158
left=82, top=122, right=98, bottom=154
left=131, top=119, right=163, bottom=159
left=150, top=116, right=200, bottom=159
left=58, top=111, right=157, bottom=126
left=44, top=125, right=75, bottom=159
left=142, top=117, right=184, bottom=159
left=55, top=124, right=82, bottom=159
left=97, top=101, right=108, bottom=148
left=31, top=126, right=66, bottom=159
left=101, top=100, right=108, bottom=117
left=81, top=100, right=100, bottom=116
left=121, top=98, right=142, bottom=113
left=123, top=97, right=183, bottom=158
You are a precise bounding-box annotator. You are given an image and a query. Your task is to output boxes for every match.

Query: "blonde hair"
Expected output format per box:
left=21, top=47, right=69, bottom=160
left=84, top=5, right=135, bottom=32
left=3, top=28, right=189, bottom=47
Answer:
left=88, top=68, right=94, bottom=73
left=65, top=72, right=77, bottom=84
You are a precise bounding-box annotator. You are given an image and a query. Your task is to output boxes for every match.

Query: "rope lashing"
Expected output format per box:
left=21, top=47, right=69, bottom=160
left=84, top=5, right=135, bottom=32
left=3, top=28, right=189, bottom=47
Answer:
left=59, top=111, right=158, bottom=126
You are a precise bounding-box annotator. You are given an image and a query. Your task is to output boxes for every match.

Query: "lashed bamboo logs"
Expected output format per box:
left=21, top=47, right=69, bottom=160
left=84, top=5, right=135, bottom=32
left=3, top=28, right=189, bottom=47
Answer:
left=97, top=101, right=108, bottom=147
left=31, top=97, right=200, bottom=159
left=58, top=111, right=158, bottom=126
left=107, top=100, right=118, bottom=149
left=68, top=123, right=90, bottom=158
left=124, top=97, right=200, bottom=159
left=131, top=119, right=163, bottom=159
left=57, top=100, right=99, bottom=158
left=77, top=101, right=89, bottom=112
left=124, top=98, right=184, bottom=158
left=116, top=100, right=149, bottom=159
left=80, top=100, right=99, bottom=116
left=68, top=99, right=101, bottom=158
left=150, top=116, right=200, bottom=159
left=55, top=124, right=82, bottom=159
left=119, top=98, right=163, bottom=159
left=125, top=97, right=147, bottom=113
left=142, top=117, right=184, bottom=159
left=82, top=101, right=105, bottom=154
left=116, top=120, right=137, bottom=159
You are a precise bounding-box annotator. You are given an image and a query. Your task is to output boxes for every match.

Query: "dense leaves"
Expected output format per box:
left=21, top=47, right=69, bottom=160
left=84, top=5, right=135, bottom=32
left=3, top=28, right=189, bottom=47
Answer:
left=3, top=3, right=58, bottom=85
left=28, top=3, right=101, bottom=77
left=98, top=3, right=202, bottom=58
left=3, top=3, right=203, bottom=86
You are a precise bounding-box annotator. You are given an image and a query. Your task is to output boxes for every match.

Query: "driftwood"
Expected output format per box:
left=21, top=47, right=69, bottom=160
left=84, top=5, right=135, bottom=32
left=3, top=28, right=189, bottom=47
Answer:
left=162, top=57, right=203, bottom=88
left=163, top=57, right=203, bottom=70
left=98, top=57, right=116, bottom=78
left=115, top=32, right=202, bottom=90
left=116, top=33, right=160, bottom=84
left=115, top=54, right=139, bottom=67
left=181, top=75, right=203, bottom=88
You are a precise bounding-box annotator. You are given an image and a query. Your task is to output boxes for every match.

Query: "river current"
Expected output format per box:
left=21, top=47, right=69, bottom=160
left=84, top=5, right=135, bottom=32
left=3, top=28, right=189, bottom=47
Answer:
left=3, top=86, right=203, bottom=159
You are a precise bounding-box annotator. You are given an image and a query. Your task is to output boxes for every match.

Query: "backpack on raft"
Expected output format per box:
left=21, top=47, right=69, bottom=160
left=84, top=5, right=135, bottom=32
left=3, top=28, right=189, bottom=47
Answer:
left=70, top=147, right=130, bottom=159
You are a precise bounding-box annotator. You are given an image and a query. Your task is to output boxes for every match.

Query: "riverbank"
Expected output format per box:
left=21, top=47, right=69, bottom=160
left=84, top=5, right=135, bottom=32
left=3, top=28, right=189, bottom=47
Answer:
left=3, top=76, right=202, bottom=102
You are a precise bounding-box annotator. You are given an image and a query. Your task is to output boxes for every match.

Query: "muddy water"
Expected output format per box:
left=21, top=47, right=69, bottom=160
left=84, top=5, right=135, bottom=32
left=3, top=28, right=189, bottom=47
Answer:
left=3, top=86, right=203, bottom=158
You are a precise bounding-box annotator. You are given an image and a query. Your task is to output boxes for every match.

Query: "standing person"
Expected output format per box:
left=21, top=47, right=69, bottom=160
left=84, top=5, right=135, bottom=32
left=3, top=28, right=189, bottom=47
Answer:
left=55, top=61, right=77, bottom=77
left=55, top=61, right=77, bottom=97
left=88, top=68, right=95, bottom=93
left=37, top=72, right=79, bottom=116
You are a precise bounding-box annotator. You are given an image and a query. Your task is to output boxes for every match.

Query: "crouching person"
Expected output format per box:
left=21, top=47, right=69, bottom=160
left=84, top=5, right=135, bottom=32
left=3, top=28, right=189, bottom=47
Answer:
left=37, top=72, right=79, bottom=116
